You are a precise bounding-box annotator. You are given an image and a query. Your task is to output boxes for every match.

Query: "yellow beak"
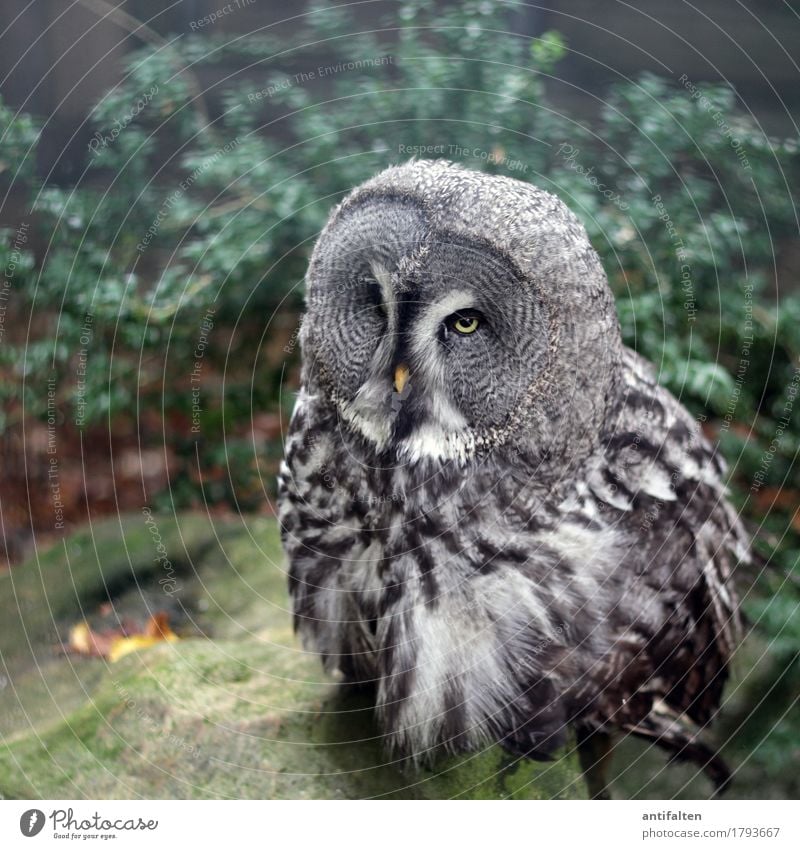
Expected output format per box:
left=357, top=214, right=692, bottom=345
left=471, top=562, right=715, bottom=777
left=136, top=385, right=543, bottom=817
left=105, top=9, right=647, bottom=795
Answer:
left=393, top=363, right=410, bottom=394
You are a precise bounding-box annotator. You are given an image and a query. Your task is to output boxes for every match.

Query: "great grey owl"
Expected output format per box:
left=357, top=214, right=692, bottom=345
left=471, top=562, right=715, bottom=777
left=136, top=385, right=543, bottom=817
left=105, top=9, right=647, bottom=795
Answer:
left=277, top=159, right=748, bottom=795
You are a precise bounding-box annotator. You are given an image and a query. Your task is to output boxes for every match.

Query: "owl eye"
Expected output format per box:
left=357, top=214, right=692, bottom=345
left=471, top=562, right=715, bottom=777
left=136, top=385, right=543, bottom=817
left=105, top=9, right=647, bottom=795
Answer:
left=448, top=311, right=481, bottom=335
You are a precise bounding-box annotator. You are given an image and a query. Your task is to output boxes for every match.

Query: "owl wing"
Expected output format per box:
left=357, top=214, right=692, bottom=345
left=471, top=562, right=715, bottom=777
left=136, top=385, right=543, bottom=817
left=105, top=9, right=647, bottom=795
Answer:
left=579, top=348, right=747, bottom=787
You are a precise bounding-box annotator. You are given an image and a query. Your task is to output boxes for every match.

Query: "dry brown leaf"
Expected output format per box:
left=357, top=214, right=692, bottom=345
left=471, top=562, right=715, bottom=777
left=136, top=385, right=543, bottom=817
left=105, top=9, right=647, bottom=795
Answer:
left=66, top=613, right=178, bottom=662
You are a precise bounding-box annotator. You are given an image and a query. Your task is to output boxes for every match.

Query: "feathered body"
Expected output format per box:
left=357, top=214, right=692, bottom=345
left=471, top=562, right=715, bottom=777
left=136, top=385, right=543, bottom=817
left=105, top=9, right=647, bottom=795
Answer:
left=278, top=160, right=747, bottom=789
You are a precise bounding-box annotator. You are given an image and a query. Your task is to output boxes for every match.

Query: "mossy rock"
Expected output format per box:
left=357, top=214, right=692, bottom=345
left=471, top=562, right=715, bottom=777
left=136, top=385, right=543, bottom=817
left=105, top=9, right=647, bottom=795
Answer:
left=0, top=513, right=586, bottom=799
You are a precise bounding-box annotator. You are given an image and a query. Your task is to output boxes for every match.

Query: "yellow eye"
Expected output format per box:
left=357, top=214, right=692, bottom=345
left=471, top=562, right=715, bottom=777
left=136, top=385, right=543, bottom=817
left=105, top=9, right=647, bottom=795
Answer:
left=452, top=315, right=480, bottom=334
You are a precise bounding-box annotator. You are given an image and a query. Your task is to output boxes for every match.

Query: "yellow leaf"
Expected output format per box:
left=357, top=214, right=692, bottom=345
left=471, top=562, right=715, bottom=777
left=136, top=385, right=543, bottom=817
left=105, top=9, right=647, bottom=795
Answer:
left=109, top=630, right=178, bottom=663
left=68, top=622, right=93, bottom=654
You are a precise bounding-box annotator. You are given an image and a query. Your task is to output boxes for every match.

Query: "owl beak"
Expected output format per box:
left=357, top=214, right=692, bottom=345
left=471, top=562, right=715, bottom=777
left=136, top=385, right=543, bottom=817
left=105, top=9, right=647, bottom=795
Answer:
left=393, top=363, right=410, bottom=394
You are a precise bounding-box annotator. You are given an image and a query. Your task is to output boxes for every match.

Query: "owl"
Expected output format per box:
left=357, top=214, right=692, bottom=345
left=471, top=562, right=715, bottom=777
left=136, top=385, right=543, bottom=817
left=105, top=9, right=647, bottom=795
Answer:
left=277, top=159, right=748, bottom=797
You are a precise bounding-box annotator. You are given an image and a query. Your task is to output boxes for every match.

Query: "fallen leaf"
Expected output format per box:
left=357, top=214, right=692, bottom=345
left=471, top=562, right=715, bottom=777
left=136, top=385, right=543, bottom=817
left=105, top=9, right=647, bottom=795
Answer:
left=145, top=611, right=174, bottom=639
left=68, top=621, right=117, bottom=658
left=108, top=628, right=178, bottom=663
left=65, top=613, right=178, bottom=662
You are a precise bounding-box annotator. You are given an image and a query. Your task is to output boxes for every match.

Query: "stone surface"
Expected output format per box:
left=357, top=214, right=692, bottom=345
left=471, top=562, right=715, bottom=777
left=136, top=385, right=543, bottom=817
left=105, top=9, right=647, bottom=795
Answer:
left=0, top=513, right=587, bottom=799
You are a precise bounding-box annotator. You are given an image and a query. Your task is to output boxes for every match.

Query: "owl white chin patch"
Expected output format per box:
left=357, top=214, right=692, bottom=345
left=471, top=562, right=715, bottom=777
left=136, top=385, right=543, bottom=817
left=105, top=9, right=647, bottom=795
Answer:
left=394, top=387, right=474, bottom=462
left=396, top=424, right=475, bottom=463
left=339, top=399, right=475, bottom=462
left=340, top=375, right=475, bottom=462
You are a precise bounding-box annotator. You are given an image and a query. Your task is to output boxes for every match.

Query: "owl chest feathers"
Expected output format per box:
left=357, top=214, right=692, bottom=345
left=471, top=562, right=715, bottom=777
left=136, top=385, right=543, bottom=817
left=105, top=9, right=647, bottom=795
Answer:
left=277, top=392, right=642, bottom=752
left=279, top=392, right=624, bottom=638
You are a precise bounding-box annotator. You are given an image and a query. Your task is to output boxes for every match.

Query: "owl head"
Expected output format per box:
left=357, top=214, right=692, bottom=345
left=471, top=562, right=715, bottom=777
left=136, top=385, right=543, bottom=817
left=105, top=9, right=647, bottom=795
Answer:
left=300, top=160, right=623, bottom=470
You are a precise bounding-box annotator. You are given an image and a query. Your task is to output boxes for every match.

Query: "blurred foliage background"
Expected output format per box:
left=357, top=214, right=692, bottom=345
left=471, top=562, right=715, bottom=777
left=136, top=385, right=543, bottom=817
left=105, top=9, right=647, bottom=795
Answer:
left=0, top=0, right=798, bottom=796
